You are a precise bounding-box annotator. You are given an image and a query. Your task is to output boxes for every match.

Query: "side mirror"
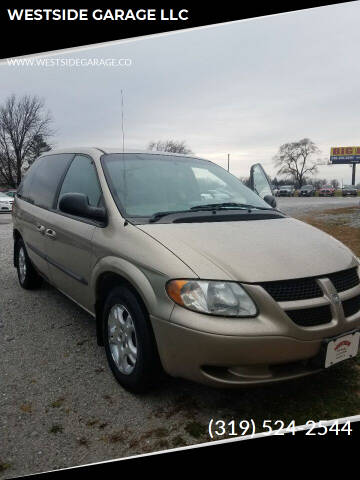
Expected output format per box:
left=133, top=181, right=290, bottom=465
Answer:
left=59, top=193, right=106, bottom=222
left=264, top=194, right=277, bottom=208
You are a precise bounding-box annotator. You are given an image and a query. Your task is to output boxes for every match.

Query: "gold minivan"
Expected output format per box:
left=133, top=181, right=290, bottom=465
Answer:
left=12, top=148, right=360, bottom=392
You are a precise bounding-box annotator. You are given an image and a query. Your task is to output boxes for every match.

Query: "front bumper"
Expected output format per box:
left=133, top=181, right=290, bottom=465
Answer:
left=151, top=317, right=325, bottom=387
left=151, top=282, right=360, bottom=388
left=0, top=204, right=12, bottom=212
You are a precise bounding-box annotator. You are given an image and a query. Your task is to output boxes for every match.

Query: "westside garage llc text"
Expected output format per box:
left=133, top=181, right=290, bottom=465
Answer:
left=6, top=8, right=190, bottom=22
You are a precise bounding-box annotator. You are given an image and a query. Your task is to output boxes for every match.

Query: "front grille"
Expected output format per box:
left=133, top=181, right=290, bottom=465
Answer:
left=285, top=305, right=332, bottom=326
left=342, top=295, right=360, bottom=318
left=260, top=278, right=322, bottom=302
left=329, top=267, right=359, bottom=292
left=286, top=295, right=360, bottom=326
left=259, top=267, right=359, bottom=302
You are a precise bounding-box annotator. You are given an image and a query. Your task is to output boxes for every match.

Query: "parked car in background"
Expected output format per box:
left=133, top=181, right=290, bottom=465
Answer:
left=342, top=185, right=358, bottom=197
left=271, top=185, right=280, bottom=196
left=0, top=192, right=14, bottom=212
left=319, top=185, right=335, bottom=197
left=5, top=190, right=16, bottom=198
left=299, top=185, right=315, bottom=197
left=278, top=185, right=295, bottom=197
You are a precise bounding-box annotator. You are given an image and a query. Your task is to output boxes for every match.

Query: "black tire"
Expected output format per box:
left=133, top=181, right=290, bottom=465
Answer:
left=15, top=239, right=42, bottom=289
left=102, top=286, right=162, bottom=393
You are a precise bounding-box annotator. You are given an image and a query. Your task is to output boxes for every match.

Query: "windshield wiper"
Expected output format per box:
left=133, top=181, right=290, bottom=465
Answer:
left=149, top=209, right=193, bottom=223
left=148, top=203, right=275, bottom=223
left=190, top=202, right=272, bottom=211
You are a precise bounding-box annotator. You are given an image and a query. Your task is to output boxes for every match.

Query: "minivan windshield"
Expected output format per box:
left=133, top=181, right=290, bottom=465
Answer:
left=101, top=153, right=271, bottom=219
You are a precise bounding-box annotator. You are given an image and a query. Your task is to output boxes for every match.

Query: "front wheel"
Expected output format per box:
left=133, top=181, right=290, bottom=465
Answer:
left=103, top=286, right=162, bottom=393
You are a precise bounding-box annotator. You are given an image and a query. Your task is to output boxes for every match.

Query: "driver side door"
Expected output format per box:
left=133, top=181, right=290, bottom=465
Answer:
left=43, top=154, right=103, bottom=312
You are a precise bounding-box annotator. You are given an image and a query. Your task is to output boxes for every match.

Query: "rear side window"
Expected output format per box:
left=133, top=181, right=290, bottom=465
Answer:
left=18, top=154, right=74, bottom=209
left=57, top=155, right=102, bottom=207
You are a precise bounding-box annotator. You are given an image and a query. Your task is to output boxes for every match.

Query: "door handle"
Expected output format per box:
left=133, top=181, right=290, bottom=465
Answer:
left=45, top=228, right=57, bottom=239
left=36, top=224, right=45, bottom=234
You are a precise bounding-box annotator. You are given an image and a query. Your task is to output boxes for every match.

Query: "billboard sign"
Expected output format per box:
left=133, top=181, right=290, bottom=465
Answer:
left=330, top=146, right=360, bottom=164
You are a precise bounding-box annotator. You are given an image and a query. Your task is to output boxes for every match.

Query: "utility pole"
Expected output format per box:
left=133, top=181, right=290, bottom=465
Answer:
left=227, top=154, right=230, bottom=172
left=352, top=163, right=356, bottom=186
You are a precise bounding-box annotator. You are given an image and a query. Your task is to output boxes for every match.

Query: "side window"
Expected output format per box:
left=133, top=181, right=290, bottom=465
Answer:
left=17, top=162, right=40, bottom=201
left=18, top=154, right=74, bottom=209
left=57, top=155, right=101, bottom=208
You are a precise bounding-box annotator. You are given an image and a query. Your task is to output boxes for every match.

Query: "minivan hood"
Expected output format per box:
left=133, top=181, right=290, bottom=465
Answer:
left=138, top=217, right=356, bottom=282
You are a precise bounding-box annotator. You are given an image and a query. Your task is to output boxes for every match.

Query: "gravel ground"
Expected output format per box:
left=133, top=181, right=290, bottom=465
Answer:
left=0, top=213, right=222, bottom=477
left=1, top=197, right=359, bottom=478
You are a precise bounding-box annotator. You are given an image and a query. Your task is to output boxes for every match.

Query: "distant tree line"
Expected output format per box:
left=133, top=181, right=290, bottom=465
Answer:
left=147, top=139, right=192, bottom=155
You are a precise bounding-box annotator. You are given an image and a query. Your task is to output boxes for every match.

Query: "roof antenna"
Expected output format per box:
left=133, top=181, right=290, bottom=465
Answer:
left=121, top=89, right=125, bottom=153
left=121, top=89, right=128, bottom=227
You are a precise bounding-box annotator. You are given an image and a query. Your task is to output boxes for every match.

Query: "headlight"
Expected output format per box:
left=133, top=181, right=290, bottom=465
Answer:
left=166, top=280, right=257, bottom=317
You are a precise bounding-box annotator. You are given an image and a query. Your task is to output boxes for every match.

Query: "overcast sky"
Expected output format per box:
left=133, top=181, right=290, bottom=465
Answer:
left=1, top=2, right=360, bottom=184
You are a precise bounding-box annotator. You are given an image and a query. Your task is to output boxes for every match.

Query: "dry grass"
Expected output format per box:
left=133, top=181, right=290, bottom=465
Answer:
left=49, top=424, right=63, bottom=434
left=127, top=427, right=170, bottom=451
left=296, top=207, right=360, bottom=257
left=20, top=403, right=32, bottom=413
left=0, top=462, right=11, bottom=473
left=50, top=397, right=65, bottom=408
left=77, top=437, right=90, bottom=447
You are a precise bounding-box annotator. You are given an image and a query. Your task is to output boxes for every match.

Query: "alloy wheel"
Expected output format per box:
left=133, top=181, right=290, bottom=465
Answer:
left=107, top=304, right=138, bottom=375
left=18, top=247, right=27, bottom=284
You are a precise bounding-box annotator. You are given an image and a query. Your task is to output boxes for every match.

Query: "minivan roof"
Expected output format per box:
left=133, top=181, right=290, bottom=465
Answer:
left=39, top=147, right=204, bottom=160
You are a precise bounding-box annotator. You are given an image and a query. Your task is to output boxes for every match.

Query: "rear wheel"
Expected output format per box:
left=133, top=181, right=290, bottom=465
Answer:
left=103, top=286, right=162, bottom=393
left=15, top=239, right=42, bottom=289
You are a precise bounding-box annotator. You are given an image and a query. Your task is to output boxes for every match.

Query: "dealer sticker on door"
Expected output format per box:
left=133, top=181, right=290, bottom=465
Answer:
left=325, top=331, right=360, bottom=368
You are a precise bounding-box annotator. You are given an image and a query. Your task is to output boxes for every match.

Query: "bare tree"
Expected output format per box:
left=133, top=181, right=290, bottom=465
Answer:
left=147, top=139, right=193, bottom=155
left=330, top=178, right=340, bottom=189
left=273, top=138, right=321, bottom=188
left=239, top=176, right=250, bottom=187
left=26, top=134, right=51, bottom=167
left=0, top=94, right=54, bottom=187
left=313, top=178, right=328, bottom=189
